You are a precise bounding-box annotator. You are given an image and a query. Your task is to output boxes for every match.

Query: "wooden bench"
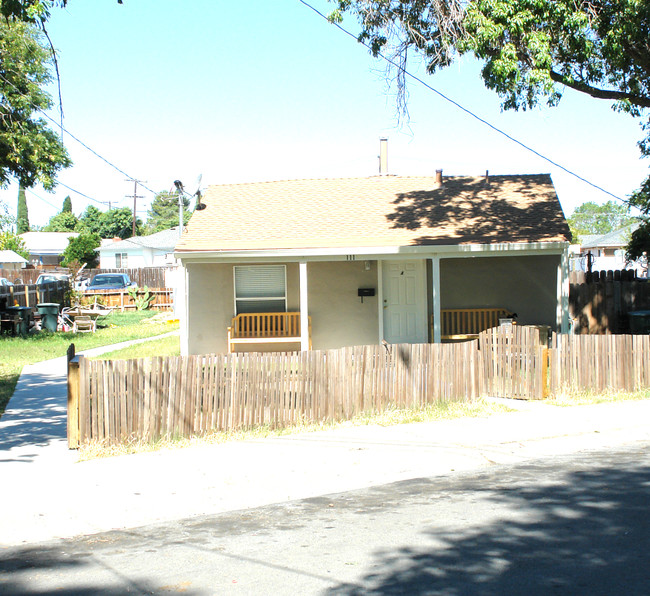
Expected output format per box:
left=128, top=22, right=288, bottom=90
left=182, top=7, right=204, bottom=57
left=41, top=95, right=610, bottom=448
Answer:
left=227, top=312, right=312, bottom=353
left=434, top=308, right=515, bottom=341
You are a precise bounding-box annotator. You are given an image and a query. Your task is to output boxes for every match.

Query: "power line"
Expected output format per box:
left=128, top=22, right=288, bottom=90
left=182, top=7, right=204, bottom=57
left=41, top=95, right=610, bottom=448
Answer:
left=298, top=0, right=626, bottom=203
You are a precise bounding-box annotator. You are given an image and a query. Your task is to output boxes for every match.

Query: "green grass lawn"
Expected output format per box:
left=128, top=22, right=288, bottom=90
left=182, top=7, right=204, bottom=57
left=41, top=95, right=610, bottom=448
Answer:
left=0, top=311, right=179, bottom=417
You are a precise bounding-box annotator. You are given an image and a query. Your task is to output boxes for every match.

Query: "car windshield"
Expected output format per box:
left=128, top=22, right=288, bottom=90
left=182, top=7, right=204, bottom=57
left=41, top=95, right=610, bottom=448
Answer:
left=91, top=275, right=124, bottom=287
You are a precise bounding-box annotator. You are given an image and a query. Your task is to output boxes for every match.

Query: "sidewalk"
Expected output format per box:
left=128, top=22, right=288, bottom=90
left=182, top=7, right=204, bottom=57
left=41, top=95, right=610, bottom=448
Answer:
left=1, top=340, right=649, bottom=547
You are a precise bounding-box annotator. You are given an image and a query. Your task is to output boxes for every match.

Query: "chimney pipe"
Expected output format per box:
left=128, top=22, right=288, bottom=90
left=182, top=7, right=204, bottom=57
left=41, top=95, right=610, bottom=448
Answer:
left=435, top=168, right=443, bottom=185
left=485, top=169, right=489, bottom=184
left=379, top=138, right=388, bottom=175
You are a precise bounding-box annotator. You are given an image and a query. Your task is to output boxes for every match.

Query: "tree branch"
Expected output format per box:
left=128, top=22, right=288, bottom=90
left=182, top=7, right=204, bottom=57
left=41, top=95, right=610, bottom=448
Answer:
left=550, top=70, right=650, bottom=108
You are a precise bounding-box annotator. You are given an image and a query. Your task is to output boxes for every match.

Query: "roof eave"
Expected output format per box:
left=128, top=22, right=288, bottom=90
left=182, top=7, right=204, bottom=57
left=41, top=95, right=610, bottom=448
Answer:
left=175, top=241, right=569, bottom=264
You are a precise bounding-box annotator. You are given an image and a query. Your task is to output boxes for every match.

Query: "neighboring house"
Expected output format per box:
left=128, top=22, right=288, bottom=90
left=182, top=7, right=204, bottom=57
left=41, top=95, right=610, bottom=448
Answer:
left=575, top=223, right=646, bottom=276
left=0, top=250, right=28, bottom=271
left=98, top=227, right=180, bottom=269
left=175, top=173, right=571, bottom=355
left=19, top=231, right=79, bottom=267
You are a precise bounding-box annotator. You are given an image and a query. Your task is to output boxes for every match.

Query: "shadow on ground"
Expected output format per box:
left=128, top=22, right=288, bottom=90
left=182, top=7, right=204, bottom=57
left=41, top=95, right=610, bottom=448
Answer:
left=1, top=448, right=648, bottom=594
left=328, top=451, right=650, bottom=595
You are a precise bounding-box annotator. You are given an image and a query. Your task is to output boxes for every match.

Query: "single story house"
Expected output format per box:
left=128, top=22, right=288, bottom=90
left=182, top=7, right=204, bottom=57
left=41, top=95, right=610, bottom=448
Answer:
left=98, top=227, right=180, bottom=269
left=19, top=231, right=79, bottom=267
left=0, top=250, right=28, bottom=272
left=175, top=172, right=571, bottom=356
left=577, top=223, right=646, bottom=276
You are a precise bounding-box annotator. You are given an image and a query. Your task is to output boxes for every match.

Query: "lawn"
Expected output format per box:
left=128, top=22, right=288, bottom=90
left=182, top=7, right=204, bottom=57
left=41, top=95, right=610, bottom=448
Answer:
left=0, top=311, right=179, bottom=417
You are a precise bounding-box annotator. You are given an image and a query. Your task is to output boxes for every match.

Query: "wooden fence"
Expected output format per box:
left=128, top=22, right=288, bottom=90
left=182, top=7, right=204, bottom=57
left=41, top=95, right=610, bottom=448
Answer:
left=81, top=288, right=173, bottom=311
left=0, top=267, right=175, bottom=288
left=0, top=280, right=68, bottom=308
left=67, top=326, right=650, bottom=447
left=68, top=340, right=480, bottom=447
left=549, top=333, right=650, bottom=394
left=570, top=280, right=650, bottom=334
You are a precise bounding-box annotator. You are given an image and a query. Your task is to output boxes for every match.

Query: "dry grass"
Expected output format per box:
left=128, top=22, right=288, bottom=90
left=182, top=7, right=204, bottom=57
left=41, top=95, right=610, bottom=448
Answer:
left=77, top=398, right=513, bottom=460
left=544, top=388, right=650, bottom=406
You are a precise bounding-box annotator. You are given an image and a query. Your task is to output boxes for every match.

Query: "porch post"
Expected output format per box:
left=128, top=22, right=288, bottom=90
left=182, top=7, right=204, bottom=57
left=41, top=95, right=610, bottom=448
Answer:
left=299, top=261, right=309, bottom=351
left=430, top=256, right=442, bottom=343
left=557, top=248, right=570, bottom=333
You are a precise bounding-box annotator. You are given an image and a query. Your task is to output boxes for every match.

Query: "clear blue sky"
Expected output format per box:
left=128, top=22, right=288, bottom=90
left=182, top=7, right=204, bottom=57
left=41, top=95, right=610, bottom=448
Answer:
left=1, top=0, right=647, bottom=228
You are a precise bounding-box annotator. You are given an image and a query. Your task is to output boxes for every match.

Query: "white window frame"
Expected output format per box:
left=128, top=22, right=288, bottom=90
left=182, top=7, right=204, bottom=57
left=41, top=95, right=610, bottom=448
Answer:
left=115, top=253, right=128, bottom=268
left=233, top=265, right=287, bottom=315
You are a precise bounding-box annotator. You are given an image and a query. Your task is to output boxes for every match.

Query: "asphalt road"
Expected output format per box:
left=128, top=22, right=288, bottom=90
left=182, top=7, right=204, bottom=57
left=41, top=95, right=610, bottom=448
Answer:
left=2, top=443, right=649, bottom=595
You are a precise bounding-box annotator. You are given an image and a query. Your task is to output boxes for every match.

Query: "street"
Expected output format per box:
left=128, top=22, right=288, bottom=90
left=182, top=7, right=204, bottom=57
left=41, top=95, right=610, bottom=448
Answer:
left=2, top=443, right=649, bottom=595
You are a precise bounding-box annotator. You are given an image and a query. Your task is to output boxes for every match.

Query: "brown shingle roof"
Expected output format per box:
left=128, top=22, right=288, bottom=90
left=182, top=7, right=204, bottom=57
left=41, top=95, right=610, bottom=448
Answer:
left=175, top=174, right=570, bottom=252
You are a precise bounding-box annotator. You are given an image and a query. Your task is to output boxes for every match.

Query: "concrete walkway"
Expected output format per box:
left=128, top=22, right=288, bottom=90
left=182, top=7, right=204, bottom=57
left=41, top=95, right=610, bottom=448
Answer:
left=1, top=338, right=649, bottom=547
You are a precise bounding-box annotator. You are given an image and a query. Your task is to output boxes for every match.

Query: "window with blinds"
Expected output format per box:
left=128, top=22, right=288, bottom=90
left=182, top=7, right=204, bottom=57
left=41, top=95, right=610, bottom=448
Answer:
left=234, top=265, right=287, bottom=314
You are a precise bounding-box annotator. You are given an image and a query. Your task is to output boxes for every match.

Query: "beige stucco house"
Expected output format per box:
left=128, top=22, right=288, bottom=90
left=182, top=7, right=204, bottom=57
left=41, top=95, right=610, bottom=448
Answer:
left=175, top=172, right=571, bottom=356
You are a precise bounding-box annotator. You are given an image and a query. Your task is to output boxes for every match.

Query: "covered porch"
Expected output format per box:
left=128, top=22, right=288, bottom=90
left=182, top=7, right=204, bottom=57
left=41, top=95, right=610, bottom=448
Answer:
left=178, top=242, right=569, bottom=356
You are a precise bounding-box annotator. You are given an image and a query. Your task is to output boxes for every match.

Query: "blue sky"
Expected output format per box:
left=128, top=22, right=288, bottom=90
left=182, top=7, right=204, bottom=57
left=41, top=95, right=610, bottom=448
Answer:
left=1, top=0, right=647, bottom=228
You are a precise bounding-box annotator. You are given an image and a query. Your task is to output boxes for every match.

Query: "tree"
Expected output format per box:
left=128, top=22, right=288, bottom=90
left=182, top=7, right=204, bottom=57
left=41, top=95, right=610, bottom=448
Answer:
left=568, top=201, right=637, bottom=243
left=16, top=184, right=29, bottom=234
left=99, top=207, right=142, bottom=239
left=0, top=19, right=71, bottom=190
left=0, top=231, right=30, bottom=260
left=332, top=2, right=650, bottom=118
left=146, top=191, right=190, bottom=233
left=43, top=211, right=78, bottom=232
left=62, top=195, right=72, bottom=213
left=77, top=205, right=104, bottom=236
left=61, top=232, right=100, bottom=268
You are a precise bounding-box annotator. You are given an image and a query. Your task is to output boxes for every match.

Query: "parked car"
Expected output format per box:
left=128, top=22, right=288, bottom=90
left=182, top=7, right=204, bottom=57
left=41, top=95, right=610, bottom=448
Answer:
left=0, top=277, right=14, bottom=287
left=36, top=273, right=71, bottom=285
left=87, top=273, right=136, bottom=291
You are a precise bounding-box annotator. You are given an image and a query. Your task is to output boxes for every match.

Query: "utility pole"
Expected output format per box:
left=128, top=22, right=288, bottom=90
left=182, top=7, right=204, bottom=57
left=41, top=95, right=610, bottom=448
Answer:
left=125, top=179, right=145, bottom=237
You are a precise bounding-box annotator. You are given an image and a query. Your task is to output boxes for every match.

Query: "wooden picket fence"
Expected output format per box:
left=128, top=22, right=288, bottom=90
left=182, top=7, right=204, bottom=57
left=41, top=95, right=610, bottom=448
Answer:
left=80, top=288, right=173, bottom=311
left=68, top=340, right=480, bottom=447
left=549, top=333, right=650, bottom=394
left=67, top=326, right=650, bottom=447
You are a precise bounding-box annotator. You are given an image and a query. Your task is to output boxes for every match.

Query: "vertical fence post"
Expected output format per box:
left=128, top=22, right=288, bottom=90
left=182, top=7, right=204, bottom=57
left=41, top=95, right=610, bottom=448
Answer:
left=67, top=343, right=80, bottom=449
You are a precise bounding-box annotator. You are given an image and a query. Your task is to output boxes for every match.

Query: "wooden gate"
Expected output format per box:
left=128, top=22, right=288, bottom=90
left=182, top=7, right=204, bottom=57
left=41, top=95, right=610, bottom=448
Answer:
left=478, top=325, right=548, bottom=400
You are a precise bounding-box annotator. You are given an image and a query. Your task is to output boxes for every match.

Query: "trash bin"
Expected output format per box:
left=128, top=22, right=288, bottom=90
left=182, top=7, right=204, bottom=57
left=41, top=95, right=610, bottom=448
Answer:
left=628, top=310, right=650, bottom=334
left=5, top=306, right=32, bottom=335
left=36, top=303, right=60, bottom=332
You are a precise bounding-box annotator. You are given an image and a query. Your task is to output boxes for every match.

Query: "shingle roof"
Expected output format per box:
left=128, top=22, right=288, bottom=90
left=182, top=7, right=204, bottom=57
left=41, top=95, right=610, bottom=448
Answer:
left=176, top=174, right=570, bottom=252
left=99, top=227, right=180, bottom=252
left=19, top=231, right=79, bottom=254
left=0, top=250, right=28, bottom=264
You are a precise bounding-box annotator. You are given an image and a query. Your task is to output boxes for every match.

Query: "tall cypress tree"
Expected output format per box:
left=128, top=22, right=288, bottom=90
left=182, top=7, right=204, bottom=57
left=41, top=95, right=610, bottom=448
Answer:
left=16, top=184, right=29, bottom=234
left=62, top=195, right=72, bottom=213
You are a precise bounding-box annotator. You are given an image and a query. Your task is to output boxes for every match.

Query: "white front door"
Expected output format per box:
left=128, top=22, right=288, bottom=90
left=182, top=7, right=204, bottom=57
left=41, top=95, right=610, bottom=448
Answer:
left=382, top=260, right=428, bottom=344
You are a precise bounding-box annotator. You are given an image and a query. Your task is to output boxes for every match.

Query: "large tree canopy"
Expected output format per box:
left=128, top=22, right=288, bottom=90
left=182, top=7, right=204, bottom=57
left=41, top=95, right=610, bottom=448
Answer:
left=332, top=1, right=650, bottom=119
left=0, top=18, right=71, bottom=189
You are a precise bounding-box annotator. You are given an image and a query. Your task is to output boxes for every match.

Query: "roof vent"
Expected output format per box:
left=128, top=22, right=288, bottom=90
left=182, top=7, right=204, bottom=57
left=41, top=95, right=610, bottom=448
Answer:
left=435, top=169, right=443, bottom=186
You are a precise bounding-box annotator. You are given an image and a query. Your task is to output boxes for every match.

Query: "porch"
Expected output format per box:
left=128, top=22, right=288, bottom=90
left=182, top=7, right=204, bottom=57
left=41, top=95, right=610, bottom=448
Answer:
left=182, top=249, right=568, bottom=356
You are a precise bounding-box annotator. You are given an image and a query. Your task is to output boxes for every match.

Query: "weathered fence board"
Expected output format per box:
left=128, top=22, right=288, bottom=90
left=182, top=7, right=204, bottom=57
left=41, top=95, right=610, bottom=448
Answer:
left=68, top=329, right=650, bottom=447
left=549, top=333, right=650, bottom=394
left=73, top=341, right=484, bottom=446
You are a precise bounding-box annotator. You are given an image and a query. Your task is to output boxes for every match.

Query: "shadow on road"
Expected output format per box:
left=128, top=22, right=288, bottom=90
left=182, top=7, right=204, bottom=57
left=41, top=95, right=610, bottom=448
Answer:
left=329, top=452, right=650, bottom=595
